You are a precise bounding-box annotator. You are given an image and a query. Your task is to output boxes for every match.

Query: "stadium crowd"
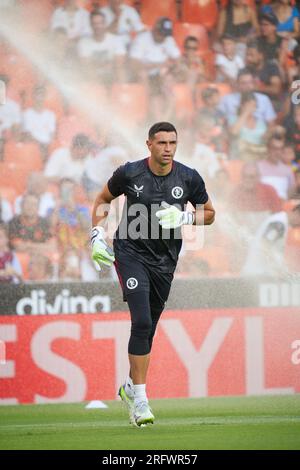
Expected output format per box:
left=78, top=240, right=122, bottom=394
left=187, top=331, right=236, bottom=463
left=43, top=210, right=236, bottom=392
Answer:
left=1, top=0, right=300, bottom=283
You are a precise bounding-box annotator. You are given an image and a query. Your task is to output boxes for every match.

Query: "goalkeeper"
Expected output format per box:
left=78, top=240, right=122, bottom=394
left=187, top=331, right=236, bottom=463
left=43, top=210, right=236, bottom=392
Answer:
left=91, top=122, right=215, bottom=427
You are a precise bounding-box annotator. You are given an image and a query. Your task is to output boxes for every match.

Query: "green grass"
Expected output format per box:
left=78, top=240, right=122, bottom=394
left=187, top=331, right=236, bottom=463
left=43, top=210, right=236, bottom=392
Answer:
left=0, top=395, right=300, bottom=450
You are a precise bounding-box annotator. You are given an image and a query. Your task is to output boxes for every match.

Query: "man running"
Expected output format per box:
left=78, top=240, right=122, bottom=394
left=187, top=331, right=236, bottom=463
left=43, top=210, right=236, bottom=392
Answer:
left=91, top=122, right=215, bottom=427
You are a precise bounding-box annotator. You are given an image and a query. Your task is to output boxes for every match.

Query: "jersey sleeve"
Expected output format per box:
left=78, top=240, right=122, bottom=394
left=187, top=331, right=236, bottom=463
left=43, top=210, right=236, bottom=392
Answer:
left=189, top=169, right=209, bottom=207
left=107, top=164, right=127, bottom=197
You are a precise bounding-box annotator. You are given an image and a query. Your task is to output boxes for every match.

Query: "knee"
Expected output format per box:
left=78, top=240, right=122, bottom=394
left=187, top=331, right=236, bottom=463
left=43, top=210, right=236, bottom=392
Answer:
left=131, top=316, right=152, bottom=339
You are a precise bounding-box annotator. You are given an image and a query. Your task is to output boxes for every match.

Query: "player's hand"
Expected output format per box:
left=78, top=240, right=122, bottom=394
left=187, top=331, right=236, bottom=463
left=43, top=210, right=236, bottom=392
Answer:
left=91, top=226, right=115, bottom=271
left=155, top=202, right=194, bottom=229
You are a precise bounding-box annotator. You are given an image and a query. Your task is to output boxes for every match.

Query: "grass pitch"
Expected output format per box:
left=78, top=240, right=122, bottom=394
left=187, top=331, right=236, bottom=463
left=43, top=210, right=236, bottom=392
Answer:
left=0, top=395, right=300, bottom=450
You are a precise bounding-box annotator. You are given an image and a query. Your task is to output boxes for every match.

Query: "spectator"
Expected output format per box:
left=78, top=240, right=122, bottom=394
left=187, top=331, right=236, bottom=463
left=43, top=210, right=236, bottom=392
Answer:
left=285, top=105, right=300, bottom=164
left=58, top=248, right=82, bottom=282
left=217, top=0, right=259, bottom=54
left=0, top=223, right=22, bottom=283
left=215, top=34, right=245, bottom=84
left=82, top=145, right=128, bottom=199
left=261, top=0, right=300, bottom=39
left=0, top=193, right=13, bottom=223
left=9, top=193, right=55, bottom=256
left=228, top=91, right=267, bottom=160
left=258, top=137, right=296, bottom=200
left=242, top=204, right=300, bottom=276
left=174, top=36, right=207, bottom=87
left=15, top=172, right=56, bottom=218
left=0, top=75, right=21, bottom=138
left=22, top=85, right=56, bottom=150
left=44, top=133, right=93, bottom=184
left=218, top=68, right=277, bottom=126
left=100, top=0, right=145, bottom=48
left=28, top=253, right=53, bottom=282
left=50, top=0, right=91, bottom=40
left=245, top=40, right=283, bottom=111
left=50, top=178, right=90, bottom=253
left=257, top=12, right=288, bottom=65
left=129, top=17, right=180, bottom=85
left=289, top=168, right=300, bottom=198
left=281, top=142, right=297, bottom=168
left=77, top=10, right=126, bottom=83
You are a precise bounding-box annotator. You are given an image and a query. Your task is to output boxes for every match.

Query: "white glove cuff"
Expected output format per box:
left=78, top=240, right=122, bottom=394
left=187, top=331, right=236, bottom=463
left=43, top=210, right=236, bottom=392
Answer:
left=183, top=211, right=195, bottom=225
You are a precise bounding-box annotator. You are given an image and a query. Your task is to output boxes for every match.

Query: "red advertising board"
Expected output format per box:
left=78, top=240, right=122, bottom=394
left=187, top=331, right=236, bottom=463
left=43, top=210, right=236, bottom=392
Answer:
left=1, top=309, right=300, bottom=404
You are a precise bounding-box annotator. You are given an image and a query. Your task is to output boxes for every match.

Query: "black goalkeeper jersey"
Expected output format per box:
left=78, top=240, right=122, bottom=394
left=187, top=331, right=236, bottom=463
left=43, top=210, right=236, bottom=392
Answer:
left=107, top=157, right=209, bottom=273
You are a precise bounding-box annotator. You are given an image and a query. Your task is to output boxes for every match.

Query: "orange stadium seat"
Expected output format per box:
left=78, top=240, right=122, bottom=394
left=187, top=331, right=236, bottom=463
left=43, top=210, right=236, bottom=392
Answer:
left=56, top=112, right=97, bottom=147
left=110, top=83, right=148, bottom=125
left=1, top=51, right=38, bottom=102
left=140, top=0, right=178, bottom=27
left=195, top=82, right=232, bottom=108
left=16, top=252, right=30, bottom=281
left=173, top=22, right=209, bottom=52
left=181, top=0, right=219, bottom=31
left=0, top=162, right=29, bottom=194
left=171, top=83, right=195, bottom=122
left=18, top=0, right=55, bottom=33
left=4, top=141, right=43, bottom=172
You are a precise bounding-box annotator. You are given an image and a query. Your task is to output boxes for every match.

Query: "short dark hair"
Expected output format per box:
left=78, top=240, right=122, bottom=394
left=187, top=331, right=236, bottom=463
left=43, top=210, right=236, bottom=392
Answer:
left=237, top=67, right=255, bottom=80
left=90, top=10, right=105, bottom=21
left=184, top=36, right=199, bottom=47
left=148, top=122, right=177, bottom=140
left=292, top=204, right=300, bottom=215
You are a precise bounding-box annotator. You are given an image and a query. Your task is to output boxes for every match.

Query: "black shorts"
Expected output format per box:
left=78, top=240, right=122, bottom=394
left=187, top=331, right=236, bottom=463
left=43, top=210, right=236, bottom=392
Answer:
left=114, top=251, right=174, bottom=312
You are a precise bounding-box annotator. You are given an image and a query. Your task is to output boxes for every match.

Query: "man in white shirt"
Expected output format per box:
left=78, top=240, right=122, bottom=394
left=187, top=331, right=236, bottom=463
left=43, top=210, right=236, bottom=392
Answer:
left=129, top=17, right=181, bottom=82
left=215, top=34, right=245, bottom=83
left=44, top=133, right=93, bottom=184
left=0, top=75, right=21, bottom=138
left=77, top=10, right=126, bottom=82
left=22, top=86, right=56, bottom=147
left=100, top=0, right=145, bottom=48
left=218, top=68, right=277, bottom=126
left=50, top=0, right=91, bottom=39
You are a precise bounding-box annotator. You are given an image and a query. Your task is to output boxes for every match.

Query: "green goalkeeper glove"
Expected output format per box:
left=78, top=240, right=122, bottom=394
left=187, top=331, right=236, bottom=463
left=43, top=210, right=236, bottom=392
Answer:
left=91, top=226, right=115, bottom=271
left=155, top=201, right=194, bottom=229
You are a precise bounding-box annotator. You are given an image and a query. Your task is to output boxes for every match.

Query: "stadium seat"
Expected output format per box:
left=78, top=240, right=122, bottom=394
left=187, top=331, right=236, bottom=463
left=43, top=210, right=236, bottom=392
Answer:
left=173, top=22, right=209, bottom=52
left=195, top=82, right=232, bottom=108
left=56, top=111, right=97, bottom=147
left=18, top=0, right=55, bottom=33
left=3, top=141, right=43, bottom=172
left=171, top=83, right=195, bottom=122
left=181, top=0, right=218, bottom=31
left=0, top=162, right=29, bottom=194
left=16, top=252, right=30, bottom=281
left=140, top=0, right=178, bottom=27
left=110, top=83, right=148, bottom=125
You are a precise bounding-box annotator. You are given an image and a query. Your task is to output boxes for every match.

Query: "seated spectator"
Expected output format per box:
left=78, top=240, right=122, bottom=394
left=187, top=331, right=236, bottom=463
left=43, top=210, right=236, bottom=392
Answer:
left=0, top=223, right=22, bottom=283
left=245, top=40, right=283, bottom=112
left=197, top=86, right=226, bottom=152
left=82, top=145, right=128, bottom=200
left=285, top=105, right=300, bottom=164
left=242, top=204, right=300, bottom=276
left=228, top=91, right=267, bottom=160
left=50, top=178, right=90, bottom=253
left=218, top=68, right=277, bottom=126
left=28, top=253, right=53, bottom=283
left=289, top=168, right=300, bottom=199
left=22, top=85, right=56, bottom=152
left=129, top=17, right=180, bottom=87
left=77, top=10, right=126, bottom=83
left=9, top=193, right=55, bottom=256
left=174, top=36, right=207, bottom=87
left=0, top=75, right=21, bottom=138
left=258, top=136, right=296, bottom=200
left=188, top=114, right=221, bottom=180
left=100, top=0, right=145, bottom=48
left=257, top=12, right=289, bottom=65
left=58, top=248, right=82, bottom=282
left=15, top=172, right=56, bottom=218
left=282, top=142, right=297, bottom=169
left=50, top=0, right=91, bottom=40
left=44, top=133, right=93, bottom=184
left=0, top=193, right=13, bottom=223
left=261, top=0, right=300, bottom=39
left=217, top=0, right=259, bottom=56
left=215, top=34, right=245, bottom=85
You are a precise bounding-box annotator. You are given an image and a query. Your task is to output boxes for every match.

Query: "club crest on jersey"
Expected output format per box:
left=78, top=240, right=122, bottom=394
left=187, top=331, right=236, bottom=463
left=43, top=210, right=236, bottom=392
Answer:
left=133, top=184, right=144, bottom=198
left=126, top=277, right=138, bottom=289
left=171, top=186, right=183, bottom=199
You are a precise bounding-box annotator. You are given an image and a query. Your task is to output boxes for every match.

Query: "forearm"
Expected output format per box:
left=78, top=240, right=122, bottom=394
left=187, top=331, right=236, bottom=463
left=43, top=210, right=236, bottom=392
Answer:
left=92, top=194, right=111, bottom=227
left=193, top=207, right=216, bottom=226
